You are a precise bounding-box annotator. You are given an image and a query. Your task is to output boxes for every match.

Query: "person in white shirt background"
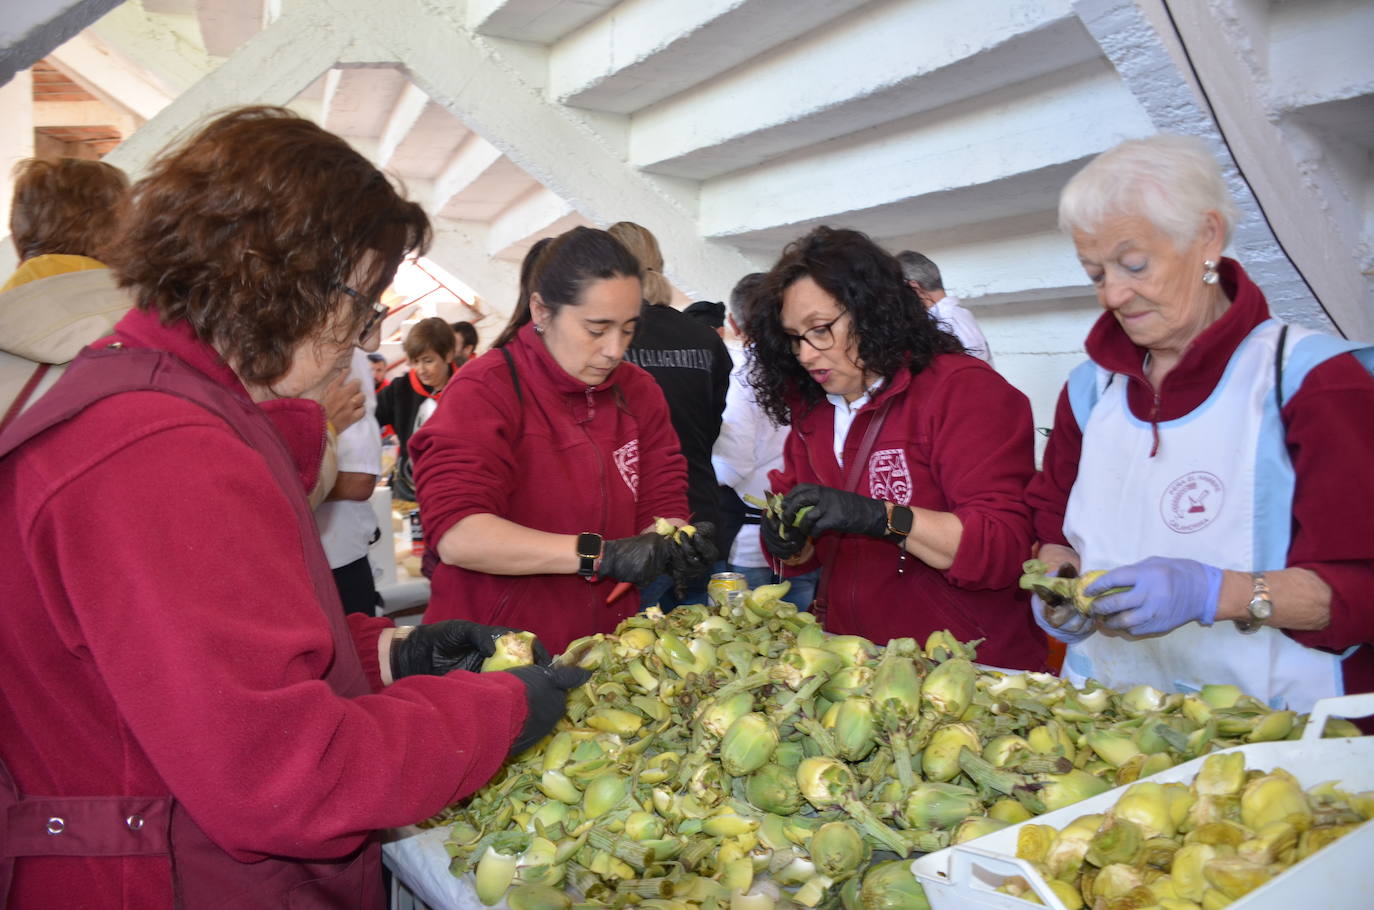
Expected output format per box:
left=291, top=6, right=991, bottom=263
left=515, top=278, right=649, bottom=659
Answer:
left=316, top=344, right=384, bottom=615
left=711, top=273, right=818, bottom=608
left=896, top=250, right=994, bottom=366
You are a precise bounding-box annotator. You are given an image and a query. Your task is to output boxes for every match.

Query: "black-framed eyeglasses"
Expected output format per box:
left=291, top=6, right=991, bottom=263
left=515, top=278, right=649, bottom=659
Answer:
left=783, top=311, right=849, bottom=354
left=340, top=285, right=388, bottom=344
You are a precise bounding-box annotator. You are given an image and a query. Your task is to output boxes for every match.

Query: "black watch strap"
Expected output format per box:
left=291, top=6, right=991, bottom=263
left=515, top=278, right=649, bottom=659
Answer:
left=885, top=504, right=914, bottom=545
left=576, top=532, right=603, bottom=577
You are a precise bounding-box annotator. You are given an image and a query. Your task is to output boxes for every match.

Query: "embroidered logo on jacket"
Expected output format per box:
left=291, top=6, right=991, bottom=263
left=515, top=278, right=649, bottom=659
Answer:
left=613, top=440, right=640, bottom=496
left=867, top=448, right=912, bottom=504
left=1160, top=471, right=1224, bottom=534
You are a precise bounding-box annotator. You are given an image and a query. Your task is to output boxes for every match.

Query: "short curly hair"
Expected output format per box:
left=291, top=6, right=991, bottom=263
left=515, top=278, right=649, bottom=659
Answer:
left=107, top=106, right=430, bottom=386
left=745, top=226, right=964, bottom=426
left=9, top=157, right=129, bottom=261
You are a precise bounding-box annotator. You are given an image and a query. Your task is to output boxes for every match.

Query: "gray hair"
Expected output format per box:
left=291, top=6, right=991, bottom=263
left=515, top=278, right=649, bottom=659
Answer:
left=728, top=272, right=766, bottom=325
left=1059, top=134, right=1239, bottom=250
left=895, top=250, right=942, bottom=291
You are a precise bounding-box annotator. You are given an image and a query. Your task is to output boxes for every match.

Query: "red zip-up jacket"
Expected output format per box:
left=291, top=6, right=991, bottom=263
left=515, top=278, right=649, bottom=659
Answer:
left=0, top=308, right=526, bottom=908
left=769, top=353, right=1047, bottom=670
left=410, top=322, right=689, bottom=653
left=1026, top=258, right=1374, bottom=698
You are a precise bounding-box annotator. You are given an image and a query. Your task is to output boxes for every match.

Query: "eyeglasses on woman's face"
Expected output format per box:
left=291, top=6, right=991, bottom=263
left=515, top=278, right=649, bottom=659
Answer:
left=339, top=285, right=389, bottom=345
left=783, top=311, right=849, bottom=355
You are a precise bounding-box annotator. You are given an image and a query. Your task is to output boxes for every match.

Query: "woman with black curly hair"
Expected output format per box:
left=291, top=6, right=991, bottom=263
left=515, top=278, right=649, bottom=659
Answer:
left=749, top=226, right=1046, bottom=670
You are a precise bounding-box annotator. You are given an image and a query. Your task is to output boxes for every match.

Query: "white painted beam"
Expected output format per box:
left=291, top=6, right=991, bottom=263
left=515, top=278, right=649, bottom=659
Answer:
left=468, top=0, right=618, bottom=45
left=431, top=137, right=539, bottom=221
left=0, top=0, right=120, bottom=88
left=699, top=61, right=1152, bottom=249
left=375, top=83, right=430, bottom=169
left=629, top=0, right=1099, bottom=181
left=428, top=218, right=522, bottom=323
left=85, top=1, right=218, bottom=98
left=1074, top=0, right=1362, bottom=337
left=48, top=33, right=170, bottom=122
left=103, top=9, right=350, bottom=179
left=549, top=0, right=867, bottom=115
left=487, top=186, right=583, bottom=260
left=340, top=0, right=755, bottom=302
left=430, top=135, right=503, bottom=211
left=880, top=213, right=1093, bottom=305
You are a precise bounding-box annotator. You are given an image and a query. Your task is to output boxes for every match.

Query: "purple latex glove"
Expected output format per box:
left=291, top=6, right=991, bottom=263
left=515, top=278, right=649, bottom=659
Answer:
left=1030, top=563, right=1094, bottom=645
left=1084, top=556, right=1224, bottom=637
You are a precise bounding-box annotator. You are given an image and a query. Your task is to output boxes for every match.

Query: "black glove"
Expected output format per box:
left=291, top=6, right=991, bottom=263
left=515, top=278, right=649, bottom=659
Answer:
left=783, top=483, right=888, bottom=539
left=667, top=521, right=718, bottom=596
left=598, top=531, right=675, bottom=586
left=391, top=621, right=551, bottom=679
left=505, top=664, right=592, bottom=756
left=762, top=508, right=807, bottom=560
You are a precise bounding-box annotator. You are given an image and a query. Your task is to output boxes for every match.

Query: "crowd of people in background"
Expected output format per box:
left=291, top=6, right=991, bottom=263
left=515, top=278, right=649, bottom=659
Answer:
left=1, top=105, right=1371, bottom=907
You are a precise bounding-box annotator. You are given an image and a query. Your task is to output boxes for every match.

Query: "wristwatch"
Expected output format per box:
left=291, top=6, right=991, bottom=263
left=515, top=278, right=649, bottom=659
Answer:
left=884, top=502, right=914, bottom=546
left=1236, top=572, right=1272, bottom=634
left=576, top=532, right=603, bottom=578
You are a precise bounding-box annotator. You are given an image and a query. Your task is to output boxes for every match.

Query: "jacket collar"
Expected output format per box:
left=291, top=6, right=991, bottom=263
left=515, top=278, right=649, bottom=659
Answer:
left=108, top=305, right=252, bottom=401
left=794, top=358, right=913, bottom=428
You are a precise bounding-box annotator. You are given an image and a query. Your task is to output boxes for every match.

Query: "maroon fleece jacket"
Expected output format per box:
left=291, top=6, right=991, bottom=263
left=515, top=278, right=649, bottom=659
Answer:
left=410, top=321, right=689, bottom=653
left=0, top=308, right=525, bottom=908
left=770, top=353, right=1047, bottom=671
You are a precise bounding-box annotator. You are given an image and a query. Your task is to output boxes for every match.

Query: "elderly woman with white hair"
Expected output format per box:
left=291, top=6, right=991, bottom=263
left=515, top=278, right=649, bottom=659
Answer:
left=1026, top=134, right=1374, bottom=712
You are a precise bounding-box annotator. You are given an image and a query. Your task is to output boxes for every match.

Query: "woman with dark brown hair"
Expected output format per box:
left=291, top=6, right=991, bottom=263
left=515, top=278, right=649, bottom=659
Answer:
left=0, top=107, right=585, bottom=909
left=747, top=226, right=1045, bottom=670
left=412, top=226, right=715, bottom=653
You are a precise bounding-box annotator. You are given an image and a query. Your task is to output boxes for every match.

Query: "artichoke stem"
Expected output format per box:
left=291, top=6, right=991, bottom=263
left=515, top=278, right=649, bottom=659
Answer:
left=773, top=675, right=829, bottom=724
left=795, top=717, right=839, bottom=759
left=614, top=877, right=676, bottom=898
left=587, top=828, right=650, bottom=870
left=842, top=800, right=912, bottom=856
left=889, top=733, right=916, bottom=790
left=957, top=747, right=1027, bottom=796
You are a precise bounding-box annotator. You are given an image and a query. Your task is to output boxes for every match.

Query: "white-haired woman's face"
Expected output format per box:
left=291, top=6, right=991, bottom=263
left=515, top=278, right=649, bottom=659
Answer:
left=1072, top=211, right=1224, bottom=356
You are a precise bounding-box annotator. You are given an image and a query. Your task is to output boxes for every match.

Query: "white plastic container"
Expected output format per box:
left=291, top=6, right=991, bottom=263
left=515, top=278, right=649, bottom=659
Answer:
left=912, top=693, right=1374, bottom=910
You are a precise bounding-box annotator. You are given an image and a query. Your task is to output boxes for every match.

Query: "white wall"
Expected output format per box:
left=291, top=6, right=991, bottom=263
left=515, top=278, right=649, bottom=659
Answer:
left=0, top=68, right=35, bottom=269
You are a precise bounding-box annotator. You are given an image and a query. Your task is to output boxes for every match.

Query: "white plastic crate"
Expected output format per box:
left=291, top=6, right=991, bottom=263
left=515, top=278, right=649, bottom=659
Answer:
left=912, top=692, right=1374, bottom=910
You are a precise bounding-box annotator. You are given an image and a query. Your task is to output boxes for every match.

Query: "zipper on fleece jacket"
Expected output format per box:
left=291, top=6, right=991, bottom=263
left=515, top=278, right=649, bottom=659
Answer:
left=578, top=384, right=612, bottom=606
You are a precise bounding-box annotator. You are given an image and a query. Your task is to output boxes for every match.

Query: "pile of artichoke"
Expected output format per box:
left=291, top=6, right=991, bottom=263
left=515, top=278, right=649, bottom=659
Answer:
left=1005, top=752, right=1372, bottom=909
left=435, top=585, right=1358, bottom=910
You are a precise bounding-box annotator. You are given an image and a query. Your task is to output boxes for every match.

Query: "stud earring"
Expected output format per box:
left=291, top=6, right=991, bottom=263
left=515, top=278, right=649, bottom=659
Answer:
left=534, top=324, right=545, bottom=335
left=1202, top=260, right=1219, bottom=285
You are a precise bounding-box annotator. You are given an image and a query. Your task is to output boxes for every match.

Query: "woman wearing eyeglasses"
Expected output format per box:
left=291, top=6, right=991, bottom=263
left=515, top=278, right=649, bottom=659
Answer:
left=747, top=226, right=1046, bottom=670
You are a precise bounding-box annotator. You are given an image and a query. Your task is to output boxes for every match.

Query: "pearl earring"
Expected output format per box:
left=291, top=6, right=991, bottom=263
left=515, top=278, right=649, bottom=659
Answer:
left=1202, top=260, right=1219, bottom=285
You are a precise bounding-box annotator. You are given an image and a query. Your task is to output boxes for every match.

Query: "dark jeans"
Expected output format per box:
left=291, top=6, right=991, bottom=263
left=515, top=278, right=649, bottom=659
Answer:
left=638, top=573, right=710, bottom=612
left=728, top=564, right=819, bottom=610
left=331, top=556, right=379, bottom=617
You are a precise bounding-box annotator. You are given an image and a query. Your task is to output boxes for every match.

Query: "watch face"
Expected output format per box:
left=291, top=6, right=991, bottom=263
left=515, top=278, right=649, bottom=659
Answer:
left=892, top=507, right=914, bottom=535
left=1251, top=599, right=1273, bottom=620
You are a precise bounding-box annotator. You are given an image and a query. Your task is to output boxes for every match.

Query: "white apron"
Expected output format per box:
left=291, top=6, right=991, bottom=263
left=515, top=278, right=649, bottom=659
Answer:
left=1061, top=319, right=1368, bottom=712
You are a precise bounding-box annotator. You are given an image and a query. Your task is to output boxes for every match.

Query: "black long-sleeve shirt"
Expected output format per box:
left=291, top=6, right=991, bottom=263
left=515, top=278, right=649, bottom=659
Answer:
left=624, top=303, right=732, bottom=533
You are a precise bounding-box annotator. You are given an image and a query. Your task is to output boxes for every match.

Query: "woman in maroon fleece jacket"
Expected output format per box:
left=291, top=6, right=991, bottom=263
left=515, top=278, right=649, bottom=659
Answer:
left=411, top=227, right=716, bottom=654
left=747, top=226, right=1045, bottom=671
left=1026, top=134, right=1374, bottom=713
left=0, top=107, right=585, bottom=910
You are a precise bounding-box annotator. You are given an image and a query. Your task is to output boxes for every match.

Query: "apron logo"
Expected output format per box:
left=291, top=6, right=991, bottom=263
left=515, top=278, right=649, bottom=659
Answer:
left=1160, top=471, right=1224, bottom=534
left=867, top=448, right=912, bottom=504
left=613, top=439, right=639, bottom=496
